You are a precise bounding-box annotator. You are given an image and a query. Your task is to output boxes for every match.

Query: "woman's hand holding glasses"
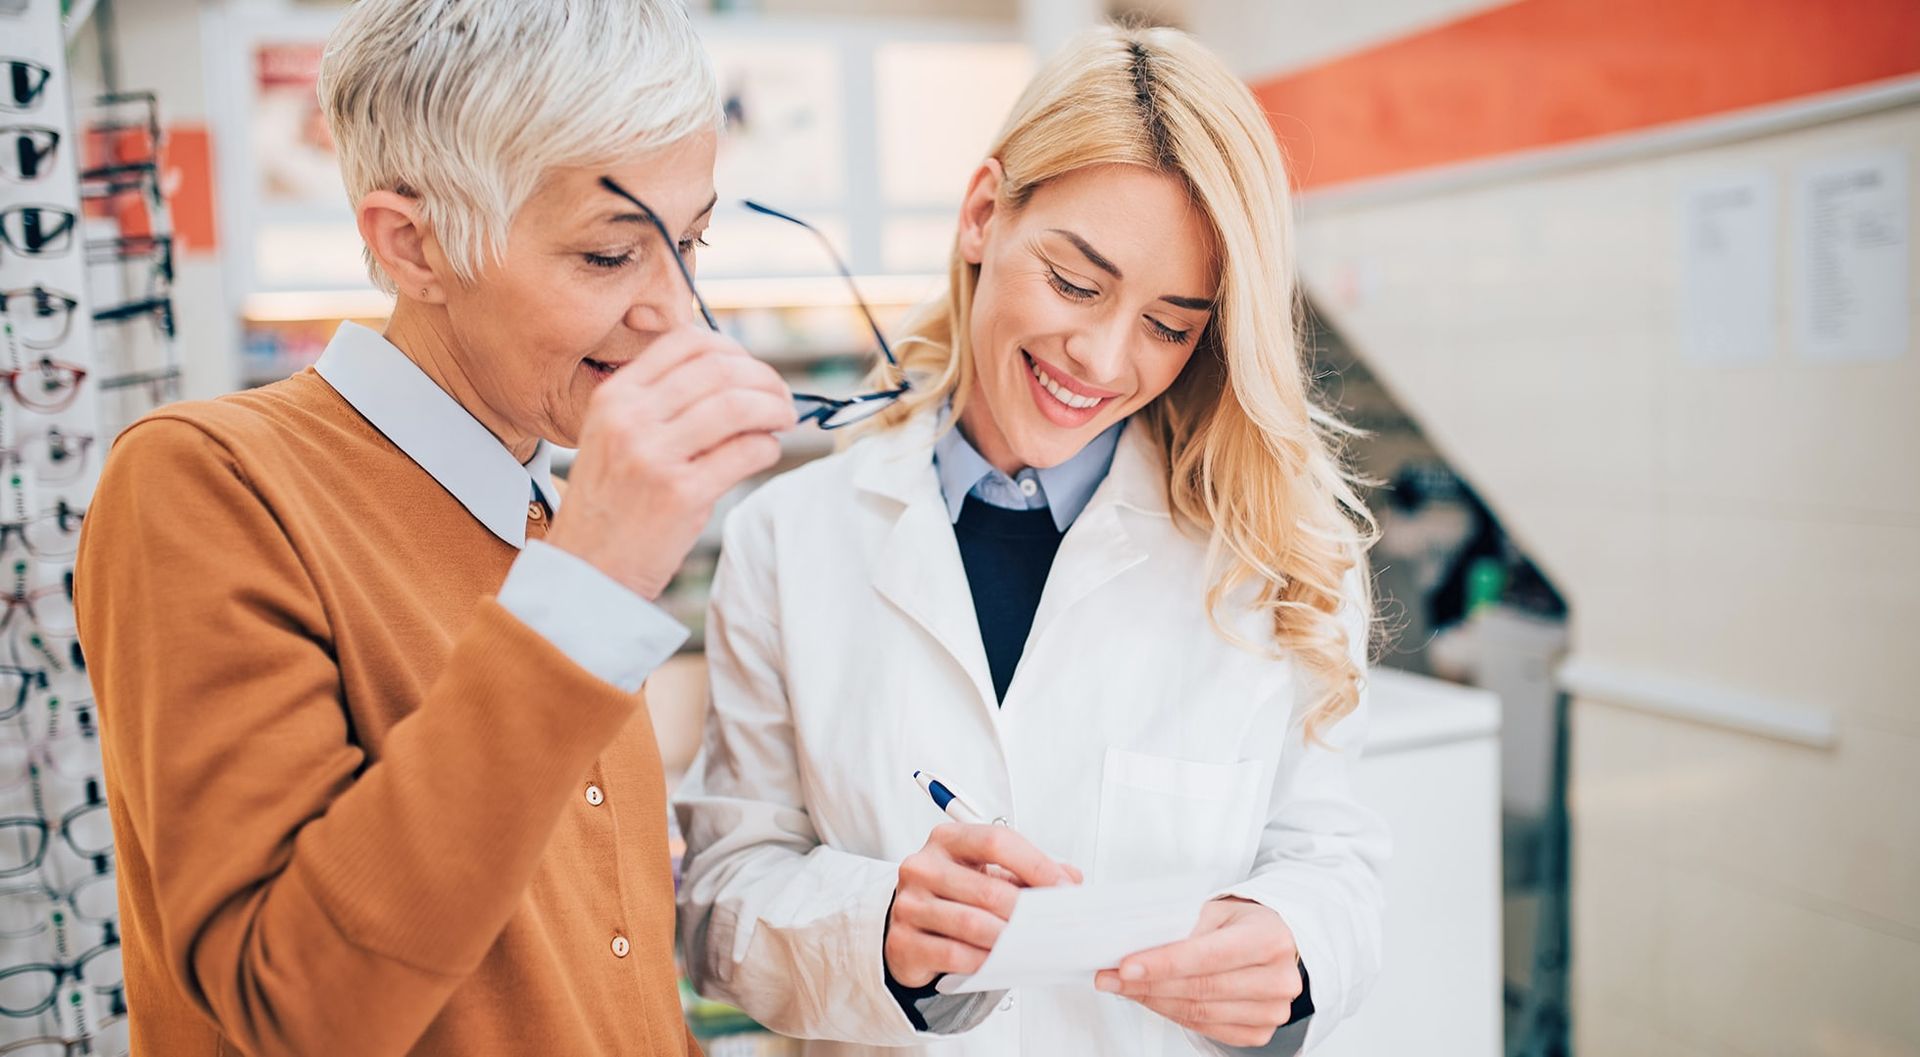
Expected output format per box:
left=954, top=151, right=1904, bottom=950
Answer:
left=544, top=326, right=795, bottom=602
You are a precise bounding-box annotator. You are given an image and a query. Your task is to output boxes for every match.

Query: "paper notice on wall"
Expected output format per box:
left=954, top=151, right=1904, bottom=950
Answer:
left=1793, top=150, right=1910, bottom=362
left=1681, top=171, right=1778, bottom=365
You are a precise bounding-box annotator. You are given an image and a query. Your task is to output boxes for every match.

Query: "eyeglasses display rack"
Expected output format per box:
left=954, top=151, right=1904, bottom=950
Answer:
left=0, top=0, right=173, bottom=1051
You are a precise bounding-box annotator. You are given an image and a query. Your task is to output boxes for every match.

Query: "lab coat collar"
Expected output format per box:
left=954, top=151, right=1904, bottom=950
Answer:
left=851, top=407, right=1169, bottom=521
left=853, top=408, right=1166, bottom=715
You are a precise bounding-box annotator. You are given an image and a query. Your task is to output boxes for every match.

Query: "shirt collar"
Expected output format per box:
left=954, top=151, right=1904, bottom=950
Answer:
left=313, top=321, right=559, bottom=549
left=932, top=404, right=1125, bottom=532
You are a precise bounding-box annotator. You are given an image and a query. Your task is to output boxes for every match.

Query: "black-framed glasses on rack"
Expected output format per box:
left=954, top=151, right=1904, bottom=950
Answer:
left=86, top=234, right=173, bottom=314
left=96, top=364, right=179, bottom=408
left=0, top=205, right=75, bottom=260
left=0, top=287, right=78, bottom=350
left=0, top=710, right=105, bottom=790
left=11, top=628, right=78, bottom=680
left=0, top=502, right=86, bottom=549
left=80, top=92, right=165, bottom=220
left=596, top=177, right=913, bottom=430
left=1, top=125, right=58, bottom=182
left=60, top=856, right=115, bottom=925
left=0, top=504, right=84, bottom=567
left=77, top=161, right=159, bottom=206
left=0, top=358, right=86, bottom=413
left=85, top=233, right=170, bottom=271
left=0, top=917, right=122, bottom=1017
left=0, top=1021, right=130, bottom=1057
left=83, top=91, right=159, bottom=158
left=2, top=429, right=94, bottom=486
left=0, top=818, right=49, bottom=879
left=0, top=884, right=53, bottom=941
left=39, top=695, right=99, bottom=781
left=0, top=779, right=113, bottom=878
left=93, top=295, right=173, bottom=343
left=0, top=665, right=47, bottom=721
left=85, top=225, right=176, bottom=347
left=1, top=60, right=50, bottom=113
left=0, top=992, right=130, bottom=1057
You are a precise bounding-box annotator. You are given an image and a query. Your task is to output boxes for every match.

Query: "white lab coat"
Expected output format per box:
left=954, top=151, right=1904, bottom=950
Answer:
left=674, top=412, right=1389, bottom=1056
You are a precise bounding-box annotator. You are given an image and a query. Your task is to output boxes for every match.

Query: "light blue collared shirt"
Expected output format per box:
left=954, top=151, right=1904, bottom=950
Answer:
left=314, top=322, right=687, bottom=692
left=932, top=407, right=1123, bottom=531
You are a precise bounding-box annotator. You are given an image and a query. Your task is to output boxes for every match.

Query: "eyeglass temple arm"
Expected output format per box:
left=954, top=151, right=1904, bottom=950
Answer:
left=741, top=199, right=898, bottom=368
left=597, top=177, right=720, bottom=332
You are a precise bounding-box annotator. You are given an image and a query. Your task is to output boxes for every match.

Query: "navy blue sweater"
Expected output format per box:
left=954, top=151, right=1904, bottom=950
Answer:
left=951, top=496, right=1066, bottom=702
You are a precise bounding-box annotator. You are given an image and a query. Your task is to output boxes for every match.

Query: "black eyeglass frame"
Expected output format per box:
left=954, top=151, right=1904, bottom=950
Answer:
left=0, top=286, right=79, bottom=351
left=0, top=800, right=111, bottom=882
left=0, top=664, right=47, bottom=721
left=0, top=60, right=51, bottom=114
left=0, top=427, right=95, bottom=487
left=0, top=204, right=75, bottom=260
left=596, top=176, right=912, bottom=430
left=0, top=926, right=122, bottom=1018
left=93, top=295, right=174, bottom=342
left=0, top=124, right=59, bottom=182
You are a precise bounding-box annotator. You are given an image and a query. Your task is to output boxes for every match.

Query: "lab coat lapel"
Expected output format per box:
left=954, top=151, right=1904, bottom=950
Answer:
left=855, top=418, right=1001, bottom=715
left=1025, top=425, right=1167, bottom=660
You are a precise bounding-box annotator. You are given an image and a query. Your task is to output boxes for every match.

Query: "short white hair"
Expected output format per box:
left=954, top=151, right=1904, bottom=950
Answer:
left=317, top=0, right=721, bottom=292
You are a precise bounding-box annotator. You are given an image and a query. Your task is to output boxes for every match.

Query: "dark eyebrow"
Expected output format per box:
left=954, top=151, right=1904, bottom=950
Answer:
left=605, top=192, right=719, bottom=233
left=1161, top=294, right=1214, bottom=311
left=1046, top=228, right=1122, bottom=279
left=1048, top=227, right=1213, bottom=309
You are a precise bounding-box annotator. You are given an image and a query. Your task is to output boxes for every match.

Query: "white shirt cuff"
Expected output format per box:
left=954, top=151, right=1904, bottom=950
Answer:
left=496, top=540, right=689, bottom=692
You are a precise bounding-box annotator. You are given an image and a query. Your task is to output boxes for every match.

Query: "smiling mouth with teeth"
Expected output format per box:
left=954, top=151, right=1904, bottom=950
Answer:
left=1028, top=354, right=1107, bottom=410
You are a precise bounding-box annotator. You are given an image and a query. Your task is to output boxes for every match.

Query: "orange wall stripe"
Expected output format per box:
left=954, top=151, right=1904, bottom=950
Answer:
left=162, top=125, right=219, bottom=255
left=1250, top=0, right=1920, bottom=190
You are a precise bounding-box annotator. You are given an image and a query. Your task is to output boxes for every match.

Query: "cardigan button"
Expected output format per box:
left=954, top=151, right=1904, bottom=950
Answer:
left=585, top=785, right=605, bottom=807
left=611, top=935, right=631, bottom=958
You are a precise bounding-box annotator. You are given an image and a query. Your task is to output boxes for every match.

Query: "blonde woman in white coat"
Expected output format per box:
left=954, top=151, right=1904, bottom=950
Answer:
left=675, top=25, right=1388, bottom=1057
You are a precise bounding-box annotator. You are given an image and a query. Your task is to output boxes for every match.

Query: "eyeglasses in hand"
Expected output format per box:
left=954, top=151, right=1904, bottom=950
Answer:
left=597, top=176, right=912, bottom=430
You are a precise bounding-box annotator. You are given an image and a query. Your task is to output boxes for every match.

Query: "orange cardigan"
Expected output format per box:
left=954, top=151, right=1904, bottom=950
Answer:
left=74, top=370, right=699, bottom=1056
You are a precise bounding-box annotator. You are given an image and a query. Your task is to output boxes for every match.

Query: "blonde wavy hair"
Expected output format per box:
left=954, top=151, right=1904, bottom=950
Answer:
left=863, top=24, right=1377, bottom=740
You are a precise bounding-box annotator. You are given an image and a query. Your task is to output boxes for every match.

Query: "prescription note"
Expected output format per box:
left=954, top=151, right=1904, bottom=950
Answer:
left=936, top=873, right=1214, bottom=994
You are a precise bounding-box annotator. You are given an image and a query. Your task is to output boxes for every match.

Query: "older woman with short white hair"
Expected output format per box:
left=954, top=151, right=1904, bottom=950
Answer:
left=73, top=2, right=791, bottom=1055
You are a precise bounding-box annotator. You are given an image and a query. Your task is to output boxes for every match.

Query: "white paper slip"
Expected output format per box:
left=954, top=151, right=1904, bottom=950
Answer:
left=936, top=873, right=1213, bottom=994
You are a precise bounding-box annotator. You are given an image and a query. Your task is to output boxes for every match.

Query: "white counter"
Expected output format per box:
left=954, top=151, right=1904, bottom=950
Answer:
left=1318, top=668, right=1503, bottom=1057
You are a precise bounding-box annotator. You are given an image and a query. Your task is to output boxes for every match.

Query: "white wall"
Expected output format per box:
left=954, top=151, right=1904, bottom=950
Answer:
left=1292, top=101, right=1920, bottom=1055
left=1186, top=0, right=1509, bottom=78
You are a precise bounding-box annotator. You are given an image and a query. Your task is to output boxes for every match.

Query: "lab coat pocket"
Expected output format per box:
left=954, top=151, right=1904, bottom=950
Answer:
left=1091, top=749, right=1271, bottom=889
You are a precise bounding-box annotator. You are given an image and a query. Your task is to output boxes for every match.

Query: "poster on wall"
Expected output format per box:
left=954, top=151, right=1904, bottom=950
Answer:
left=1680, top=170, right=1778, bottom=366
left=706, top=39, right=844, bottom=207
left=252, top=42, right=342, bottom=205
left=1792, top=149, right=1909, bottom=363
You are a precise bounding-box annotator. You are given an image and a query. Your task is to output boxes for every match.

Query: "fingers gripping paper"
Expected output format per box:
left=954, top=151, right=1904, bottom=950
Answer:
left=936, top=874, right=1214, bottom=994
